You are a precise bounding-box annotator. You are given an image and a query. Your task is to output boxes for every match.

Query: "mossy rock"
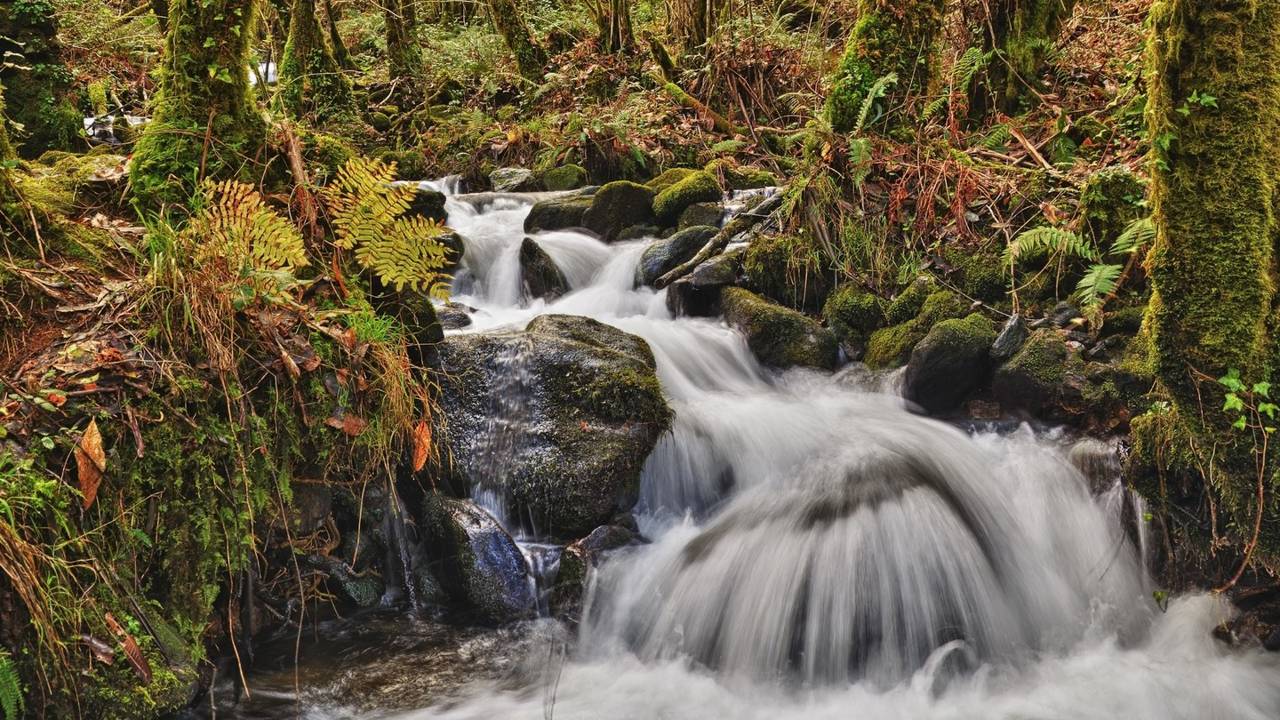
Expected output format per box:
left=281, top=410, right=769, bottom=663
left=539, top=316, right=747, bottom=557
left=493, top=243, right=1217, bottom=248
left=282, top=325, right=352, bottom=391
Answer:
left=582, top=181, right=657, bottom=242
left=678, top=201, right=724, bottom=229
left=903, top=313, right=997, bottom=413
left=652, top=170, right=721, bottom=226
left=539, top=164, right=588, bottom=191
left=421, top=494, right=536, bottom=623
left=525, top=193, right=593, bottom=233
left=823, top=284, right=886, bottom=345
left=303, top=131, right=358, bottom=181
left=863, top=290, right=969, bottom=369
left=721, top=287, right=839, bottom=370
left=378, top=149, right=430, bottom=181
left=704, top=158, right=777, bottom=190
left=1079, top=166, right=1147, bottom=246
left=884, top=276, right=939, bottom=324
left=520, top=236, right=569, bottom=300
left=636, top=225, right=716, bottom=287
left=406, top=186, right=449, bottom=224
left=490, top=166, right=540, bottom=192
left=993, top=328, right=1086, bottom=419
left=743, top=232, right=835, bottom=312
left=943, top=246, right=1006, bottom=301
left=645, top=167, right=697, bottom=193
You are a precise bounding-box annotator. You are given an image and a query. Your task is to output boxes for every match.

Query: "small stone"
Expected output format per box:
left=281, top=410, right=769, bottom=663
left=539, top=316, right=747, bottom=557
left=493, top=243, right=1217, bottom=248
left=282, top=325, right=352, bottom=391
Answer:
left=490, top=166, right=540, bottom=192
left=990, top=314, right=1030, bottom=361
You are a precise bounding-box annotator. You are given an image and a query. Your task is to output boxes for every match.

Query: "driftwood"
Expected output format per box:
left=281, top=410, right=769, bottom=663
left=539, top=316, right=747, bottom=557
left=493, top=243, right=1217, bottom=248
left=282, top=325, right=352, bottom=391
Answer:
left=654, top=193, right=784, bottom=288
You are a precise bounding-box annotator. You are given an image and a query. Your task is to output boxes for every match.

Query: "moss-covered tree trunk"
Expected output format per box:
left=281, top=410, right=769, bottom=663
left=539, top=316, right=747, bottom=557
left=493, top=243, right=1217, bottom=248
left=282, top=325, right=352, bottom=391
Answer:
left=969, top=0, right=1078, bottom=117
left=0, top=83, right=15, bottom=164
left=0, top=1, right=82, bottom=157
left=591, top=0, right=634, bottom=54
left=383, top=0, right=424, bottom=92
left=485, top=0, right=548, bottom=82
left=280, top=0, right=355, bottom=122
left=824, top=0, right=946, bottom=133
left=131, top=0, right=267, bottom=209
left=1144, top=0, right=1280, bottom=569
left=323, top=0, right=356, bottom=70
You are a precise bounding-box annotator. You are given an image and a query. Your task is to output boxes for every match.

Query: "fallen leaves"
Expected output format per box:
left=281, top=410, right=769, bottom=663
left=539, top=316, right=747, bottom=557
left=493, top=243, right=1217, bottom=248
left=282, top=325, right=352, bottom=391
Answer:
left=104, top=613, right=151, bottom=684
left=75, top=419, right=106, bottom=509
left=325, top=411, right=368, bottom=437
left=411, top=419, right=432, bottom=472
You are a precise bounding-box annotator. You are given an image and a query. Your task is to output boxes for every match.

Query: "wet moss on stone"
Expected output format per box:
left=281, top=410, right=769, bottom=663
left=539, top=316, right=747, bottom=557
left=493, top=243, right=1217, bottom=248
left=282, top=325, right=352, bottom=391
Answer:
left=721, top=287, right=839, bottom=370
left=863, top=289, right=968, bottom=368
left=822, top=284, right=886, bottom=344
left=652, top=170, right=721, bottom=225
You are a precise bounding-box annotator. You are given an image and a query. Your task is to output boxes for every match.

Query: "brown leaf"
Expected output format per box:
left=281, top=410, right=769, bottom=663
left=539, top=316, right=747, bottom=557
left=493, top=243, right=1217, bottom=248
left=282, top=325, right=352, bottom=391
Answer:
left=104, top=612, right=152, bottom=684
left=411, top=420, right=431, bottom=472
left=75, top=419, right=106, bottom=509
left=79, top=634, right=115, bottom=664
left=325, top=412, right=368, bottom=437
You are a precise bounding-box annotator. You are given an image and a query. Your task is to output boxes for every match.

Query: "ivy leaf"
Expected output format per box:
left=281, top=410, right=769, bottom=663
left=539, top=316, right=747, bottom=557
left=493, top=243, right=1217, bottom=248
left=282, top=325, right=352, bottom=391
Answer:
left=1232, top=416, right=1248, bottom=430
left=1252, top=381, right=1271, bottom=398
left=1218, top=368, right=1246, bottom=393
left=1223, top=393, right=1245, bottom=412
left=1258, top=402, right=1277, bottom=419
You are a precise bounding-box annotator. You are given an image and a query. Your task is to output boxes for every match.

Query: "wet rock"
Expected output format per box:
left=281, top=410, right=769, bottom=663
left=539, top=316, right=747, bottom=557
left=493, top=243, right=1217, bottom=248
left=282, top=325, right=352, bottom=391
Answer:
left=490, top=167, right=540, bottom=192
left=645, top=167, right=698, bottom=193
left=743, top=232, right=835, bottom=312
left=618, top=224, right=661, bottom=241
left=582, top=181, right=656, bottom=242
left=539, top=164, right=588, bottom=191
left=436, top=315, right=672, bottom=540
left=904, top=313, right=998, bottom=414
left=438, top=302, right=475, bottom=329
left=1050, top=301, right=1082, bottom=328
left=666, top=246, right=745, bottom=318
left=519, top=237, right=569, bottom=300
left=721, top=287, right=839, bottom=370
left=993, top=329, right=1086, bottom=420
left=990, top=314, right=1029, bottom=361
left=678, top=201, right=723, bottom=229
left=636, top=225, right=716, bottom=287
left=550, top=522, right=639, bottom=618
left=864, top=290, right=969, bottom=369
left=407, top=186, right=449, bottom=224
left=823, top=285, right=886, bottom=349
left=653, top=170, right=721, bottom=225
left=422, top=494, right=535, bottom=623
left=439, top=231, right=466, bottom=275
left=524, top=193, right=593, bottom=233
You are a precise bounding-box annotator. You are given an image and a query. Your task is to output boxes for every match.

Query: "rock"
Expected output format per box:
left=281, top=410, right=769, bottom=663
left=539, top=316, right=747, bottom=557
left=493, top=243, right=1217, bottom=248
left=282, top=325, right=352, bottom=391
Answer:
left=823, top=285, right=886, bottom=346
left=864, top=290, right=969, bottom=369
left=645, top=167, right=698, bottom=193
left=539, top=164, right=588, bottom=191
left=437, top=315, right=672, bottom=540
left=1050, top=301, right=1082, bottom=328
left=653, top=170, right=722, bottom=225
left=520, top=237, right=569, bottom=300
left=720, top=287, right=839, bottom=370
left=904, top=313, right=998, bottom=414
left=618, top=224, right=661, bottom=241
left=582, top=181, right=656, bottom=242
left=885, top=276, right=939, bottom=324
left=407, top=186, right=449, bottom=224
left=378, top=149, right=429, bottom=180
left=990, top=313, right=1030, bottom=361
left=490, top=167, right=540, bottom=192
left=422, top=494, right=535, bottom=623
left=525, top=194, right=594, bottom=233
left=438, top=302, right=475, bottom=329
left=993, top=329, right=1083, bottom=419
left=666, top=246, right=744, bottom=317
left=439, top=231, right=466, bottom=275
left=679, top=202, right=724, bottom=229
left=550, top=521, right=638, bottom=617
left=743, top=232, right=834, bottom=312
left=636, top=225, right=716, bottom=287
left=704, top=158, right=778, bottom=189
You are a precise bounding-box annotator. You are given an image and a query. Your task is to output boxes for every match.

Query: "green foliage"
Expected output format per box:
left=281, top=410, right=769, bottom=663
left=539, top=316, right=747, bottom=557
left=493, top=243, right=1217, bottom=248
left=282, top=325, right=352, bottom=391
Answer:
left=1003, top=226, right=1097, bottom=266
left=0, top=649, right=20, bottom=720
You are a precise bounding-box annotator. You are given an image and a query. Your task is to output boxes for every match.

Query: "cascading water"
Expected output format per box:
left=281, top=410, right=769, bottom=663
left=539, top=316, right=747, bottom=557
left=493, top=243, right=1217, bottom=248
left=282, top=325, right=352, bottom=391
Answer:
left=255, top=183, right=1280, bottom=719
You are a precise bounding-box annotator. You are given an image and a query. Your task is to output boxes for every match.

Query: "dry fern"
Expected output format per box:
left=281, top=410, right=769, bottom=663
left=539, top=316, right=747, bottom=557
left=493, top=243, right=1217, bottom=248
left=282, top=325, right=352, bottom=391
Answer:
left=185, top=180, right=310, bottom=273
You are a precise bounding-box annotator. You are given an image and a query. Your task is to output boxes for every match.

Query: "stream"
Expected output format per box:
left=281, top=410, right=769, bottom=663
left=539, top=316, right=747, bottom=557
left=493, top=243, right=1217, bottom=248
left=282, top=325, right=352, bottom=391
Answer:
left=207, top=183, right=1280, bottom=719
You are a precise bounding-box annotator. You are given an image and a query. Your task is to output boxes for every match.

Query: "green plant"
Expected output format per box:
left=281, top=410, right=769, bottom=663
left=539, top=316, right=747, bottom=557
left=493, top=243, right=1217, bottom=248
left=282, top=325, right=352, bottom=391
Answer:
left=1003, top=225, right=1097, bottom=310
left=1214, top=368, right=1276, bottom=590
left=0, top=646, right=23, bottom=720
left=1073, top=217, right=1155, bottom=318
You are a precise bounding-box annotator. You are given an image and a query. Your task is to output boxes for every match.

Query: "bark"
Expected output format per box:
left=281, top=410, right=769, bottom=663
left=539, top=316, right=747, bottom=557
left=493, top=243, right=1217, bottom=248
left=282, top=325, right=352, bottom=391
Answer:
left=0, top=3, right=81, bottom=157
left=969, top=0, right=1079, bottom=117
left=384, top=0, right=424, bottom=92
left=280, top=0, right=355, bottom=122
left=485, top=0, right=548, bottom=81
left=323, top=0, right=356, bottom=70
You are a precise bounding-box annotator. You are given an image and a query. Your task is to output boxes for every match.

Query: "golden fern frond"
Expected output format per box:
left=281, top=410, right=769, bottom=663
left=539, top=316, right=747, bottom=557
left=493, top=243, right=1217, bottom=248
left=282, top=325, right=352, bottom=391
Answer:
left=322, top=157, right=416, bottom=250
left=186, top=180, right=309, bottom=271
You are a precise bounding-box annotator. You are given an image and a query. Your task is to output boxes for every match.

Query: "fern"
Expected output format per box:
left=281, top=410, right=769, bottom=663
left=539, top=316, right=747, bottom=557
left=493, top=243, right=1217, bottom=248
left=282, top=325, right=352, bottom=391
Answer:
left=322, top=157, right=454, bottom=296
left=185, top=180, right=310, bottom=272
left=954, top=46, right=991, bottom=89
left=980, top=123, right=1013, bottom=150
left=1110, top=216, right=1155, bottom=255
left=853, top=73, right=898, bottom=135
left=1074, top=262, right=1123, bottom=308
left=1003, top=226, right=1098, bottom=265
left=0, top=649, right=22, bottom=720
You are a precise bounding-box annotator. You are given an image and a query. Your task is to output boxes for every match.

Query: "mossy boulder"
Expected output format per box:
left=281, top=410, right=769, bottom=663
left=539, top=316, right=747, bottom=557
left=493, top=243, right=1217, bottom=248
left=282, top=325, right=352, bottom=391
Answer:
left=903, top=313, right=997, bottom=414
left=636, top=225, right=716, bottom=287
left=720, top=287, right=839, bottom=370
left=704, top=158, right=777, bottom=189
left=490, top=166, right=540, bottom=192
left=993, top=328, right=1085, bottom=419
left=823, top=284, right=886, bottom=346
left=422, top=494, right=536, bottom=623
left=549, top=521, right=637, bottom=617
left=436, top=315, right=671, bottom=540
left=678, top=201, right=724, bottom=229
left=582, top=181, right=656, bottom=241
left=525, top=193, right=594, bottom=233
left=863, top=290, right=969, bottom=369
left=520, top=236, right=569, bottom=300
left=539, top=164, right=588, bottom=191
left=653, top=170, right=722, bottom=225
left=743, top=232, right=835, bottom=312
left=943, top=246, right=1006, bottom=301
left=667, top=246, right=745, bottom=318
left=645, top=167, right=697, bottom=193
left=885, top=276, right=940, bottom=324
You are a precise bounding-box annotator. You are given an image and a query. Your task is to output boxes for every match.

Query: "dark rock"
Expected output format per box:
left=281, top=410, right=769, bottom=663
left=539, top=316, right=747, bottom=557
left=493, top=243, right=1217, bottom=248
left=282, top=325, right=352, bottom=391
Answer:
left=823, top=285, right=886, bottom=346
left=422, top=494, right=535, bottom=623
left=438, top=302, right=475, bottom=329
left=436, top=315, right=672, bottom=540
left=636, top=225, right=716, bottom=287
left=618, top=224, right=662, bottom=241
left=439, top=231, right=466, bottom=275
left=1050, top=302, right=1082, bottom=328
left=582, top=181, right=657, bottom=241
left=550, top=522, right=639, bottom=618
left=407, top=186, right=449, bottom=224
left=678, top=201, right=724, bottom=229
left=904, top=314, right=998, bottom=414
left=721, top=287, right=839, bottom=370
left=520, top=237, right=570, bottom=300
left=863, top=290, right=969, bottom=370
left=993, top=329, right=1085, bottom=420
left=665, top=246, right=746, bottom=317
left=490, top=167, right=540, bottom=192
left=990, top=313, right=1030, bottom=361
left=524, top=194, right=594, bottom=233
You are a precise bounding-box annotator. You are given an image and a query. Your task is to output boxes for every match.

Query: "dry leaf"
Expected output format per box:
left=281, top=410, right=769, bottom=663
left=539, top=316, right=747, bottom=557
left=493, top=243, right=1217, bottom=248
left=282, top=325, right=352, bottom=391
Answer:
left=79, top=634, right=115, bottom=664
left=105, top=612, right=152, bottom=684
left=411, top=420, right=432, bottom=472
left=75, top=419, right=106, bottom=509
left=325, top=412, right=368, bottom=437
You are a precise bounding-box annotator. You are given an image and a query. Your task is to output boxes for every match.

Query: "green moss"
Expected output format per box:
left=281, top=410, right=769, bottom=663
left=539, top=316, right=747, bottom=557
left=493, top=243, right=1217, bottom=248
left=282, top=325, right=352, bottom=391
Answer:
left=973, top=0, right=1080, bottom=115
left=279, top=0, right=355, bottom=123
left=884, top=276, right=938, bottom=324
left=823, top=284, right=886, bottom=343
left=721, top=287, right=839, bottom=369
left=0, top=2, right=80, bottom=157
left=304, top=130, right=357, bottom=181
left=377, top=149, right=430, bottom=181
left=540, top=163, right=588, bottom=191
left=582, top=181, right=656, bottom=241
left=943, top=247, right=1006, bottom=301
left=1002, top=328, right=1071, bottom=386
left=645, top=167, right=697, bottom=192
left=652, top=170, right=721, bottom=224
left=1079, top=166, right=1146, bottom=246
left=703, top=158, right=777, bottom=190
left=743, top=232, right=834, bottom=312
left=864, top=289, right=968, bottom=368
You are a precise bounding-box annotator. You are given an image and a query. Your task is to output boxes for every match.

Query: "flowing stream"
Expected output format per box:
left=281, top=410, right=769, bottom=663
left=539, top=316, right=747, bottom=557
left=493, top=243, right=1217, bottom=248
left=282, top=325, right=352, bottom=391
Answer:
left=213, top=184, right=1280, bottom=719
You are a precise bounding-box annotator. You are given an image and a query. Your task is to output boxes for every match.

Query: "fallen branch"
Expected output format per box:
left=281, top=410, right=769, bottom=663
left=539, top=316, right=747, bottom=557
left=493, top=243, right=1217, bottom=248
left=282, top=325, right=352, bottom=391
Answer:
left=655, top=193, right=783, bottom=288
left=653, top=73, right=745, bottom=137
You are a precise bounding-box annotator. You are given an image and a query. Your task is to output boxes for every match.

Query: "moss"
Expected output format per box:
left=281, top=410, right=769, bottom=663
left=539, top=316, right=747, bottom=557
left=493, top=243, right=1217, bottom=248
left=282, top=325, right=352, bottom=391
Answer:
left=581, top=180, right=656, bottom=241
left=645, top=167, right=697, bottom=192
left=540, top=163, right=588, bottom=191
left=0, top=2, right=80, bottom=157
left=703, top=158, right=777, bottom=190
left=377, top=149, right=430, bottom=181
left=823, top=284, right=886, bottom=344
left=943, top=246, right=1006, bottom=301
left=1079, top=166, right=1146, bottom=246
left=743, top=232, right=834, bottom=312
left=864, top=289, right=967, bottom=368
left=721, top=287, right=839, bottom=369
left=303, top=130, right=357, bottom=181
left=279, top=0, right=355, bottom=123
left=651, top=170, right=721, bottom=225
left=485, top=0, right=548, bottom=81
left=1001, top=328, right=1071, bottom=386
left=884, top=275, right=938, bottom=324
left=973, top=0, right=1080, bottom=115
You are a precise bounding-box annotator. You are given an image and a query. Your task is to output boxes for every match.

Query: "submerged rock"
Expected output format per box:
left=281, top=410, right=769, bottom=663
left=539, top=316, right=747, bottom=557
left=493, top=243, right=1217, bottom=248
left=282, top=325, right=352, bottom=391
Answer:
left=903, top=313, right=997, bottom=414
left=437, top=302, right=475, bottom=329
left=636, top=225, right=716, bottom=287
left=721, top=287, right=839, bottom=370
left=519, top=237, right=569, bottom=300
left=436, top=315, right=672, bottom=540
left=422, top=494, right=535, bottom=623
left=582, top=181, right=656, bottom=241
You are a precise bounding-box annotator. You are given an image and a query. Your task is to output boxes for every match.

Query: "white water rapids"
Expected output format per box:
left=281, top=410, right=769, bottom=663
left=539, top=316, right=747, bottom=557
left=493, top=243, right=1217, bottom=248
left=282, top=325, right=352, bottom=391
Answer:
left=386, top=183, right=1280, bottom=719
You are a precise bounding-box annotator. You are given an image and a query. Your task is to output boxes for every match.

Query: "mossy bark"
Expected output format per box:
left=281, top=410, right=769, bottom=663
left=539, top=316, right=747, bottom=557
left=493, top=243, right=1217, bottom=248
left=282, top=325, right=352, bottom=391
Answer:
left=280, top=0, right=356, bottom=122
left=824, top=0, right=946, bottom=133
left=383, top=0, right=424, bottom=92
left=0, top=1, right=81, bottom=157
left=0, top=82, right=15, bottom=163
left=590, top=0, right=634, bottom=54
left=670, top=0, right=722, bottom=54
left=1144, top=0, right=1280, bottom=568
left=323, top=0, right=356, bottom=70
left=970, top=0, right=1079, bottom=116
left=485, top=0, right=548, bottom=82
left=131, top=0, right=267, bottom=209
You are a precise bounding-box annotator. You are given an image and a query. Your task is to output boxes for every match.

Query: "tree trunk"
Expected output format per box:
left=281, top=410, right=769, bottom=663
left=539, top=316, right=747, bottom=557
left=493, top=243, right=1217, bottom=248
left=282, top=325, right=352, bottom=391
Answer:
left=323, top=0, right=356, bottom=70
left=969, top=0, right=1078, bottom=117
left=280, top=0, right=355, bottom=122
left=0, top=4, right=81, bottom=157
left=384, top=0, right=424, bottom=92
left=669, top=0, right=720, bottom=54
left=485, top=0, right=547, bottom=81
left=1143, top=0, right=1280, bottom=566
left=131, top=0, right=267, bottom=209
left=0, top=82, right=15, bottom=163
left=824, top=0, right=946, bottom=134
left=590, top=0, right=633, bottom=54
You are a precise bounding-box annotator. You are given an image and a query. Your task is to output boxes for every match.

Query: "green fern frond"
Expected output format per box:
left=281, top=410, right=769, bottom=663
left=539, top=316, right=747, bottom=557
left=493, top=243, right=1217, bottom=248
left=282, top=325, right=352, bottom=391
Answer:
left=954, top=46, right=991, bottom=88
left=186, top=180, right=309, bottom=272
left=980, top=123, right=1012, bottom=150
left=1074, top=262, right=1123, bottom=308
left=1003, top=226, right=1097, bottom=266
left=854, top=72, right=898, bottom=135
left=1110, top=216, right=1155, bottom=256
left=0, top=649, right=23, bottom=720
left=921, top=95, right=949, bottom=121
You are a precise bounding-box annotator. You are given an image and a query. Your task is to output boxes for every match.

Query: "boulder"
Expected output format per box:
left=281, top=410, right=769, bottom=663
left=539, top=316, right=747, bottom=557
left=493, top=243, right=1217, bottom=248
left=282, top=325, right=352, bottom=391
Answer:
left=438, top=302, right=475, bottom=329
left=645, top=167, right=698, bottom=193
left=439, top=230, right=466, bottom=275
left=666, top=246, right=744, bottom=318
left=524, top=194, right=593, bottom=233
left=743, top=232, right=834, bottom=312
left=407, top=186, right=449, bottom=224
left=653, top=171, right=722, bottom=225
left=678, top=201, right=724, bottom=229
left=863, top=290, right=970, bottom=369
left=582, top=181, right=657, bottom=241
left=903, top=313, right=998, bottom=414
left=990, top=314, right=1030, bottom=361
left=704, top=158, right=778, bottom=190
left=422, top=494, right=535, bottom=623
left=993, top=329, right=1086, bottom=421
left=520, top=237, right=570, bottom=300
left=550, top=521, right=638, bottom=617
left=539, top=164, right=588, bottom=191
left=636, top=225, right=716, bottom=287
left=823, top=285, right=886, bottom=348
left=720, top=287, right=839, bottom=370
left=437, top=315, right=672, bottom=540
left=490, top=166, right=540, bottom=192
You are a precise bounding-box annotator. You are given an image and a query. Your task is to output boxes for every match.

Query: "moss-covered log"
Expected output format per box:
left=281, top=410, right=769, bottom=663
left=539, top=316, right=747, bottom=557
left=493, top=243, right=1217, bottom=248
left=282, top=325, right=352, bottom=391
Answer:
left=130, top=0, right=267, bottom=209
left=1143, top=0, right=1280, bottom=569
left=280, top=0, right=355, bottom=122
left=824, top=0, right=946, bottom=133
left=485, top=0, right=548, bottom=82
left=970, top=0, right=1079, bottom=116
left=0, top=0, right=81, bottom=157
